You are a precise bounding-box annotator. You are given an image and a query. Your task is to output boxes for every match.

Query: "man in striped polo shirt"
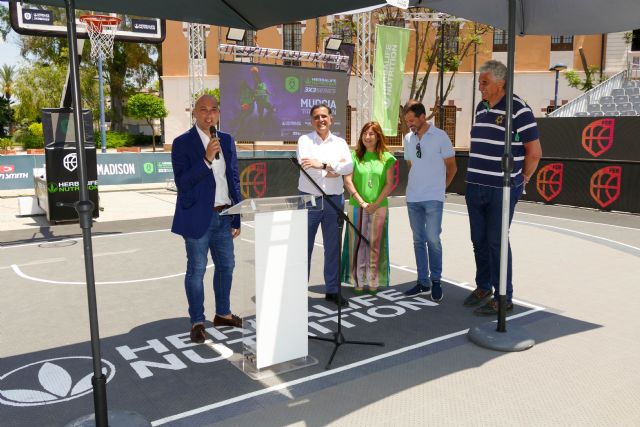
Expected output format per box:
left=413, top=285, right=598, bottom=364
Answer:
left=463, top=60, right=542, bottom=315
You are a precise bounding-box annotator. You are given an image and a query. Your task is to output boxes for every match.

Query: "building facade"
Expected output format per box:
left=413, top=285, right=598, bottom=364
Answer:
left=160, top=13, right=629, bottom=148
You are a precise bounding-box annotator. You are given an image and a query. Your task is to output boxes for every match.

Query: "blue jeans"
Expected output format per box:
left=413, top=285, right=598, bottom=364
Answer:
left=407, top=200, right=444, bottom=286
left=183, top=212, right=235, bottom=324
left=465, top=183, right=523, bottom=303
left=305, top=193, right=344, bottom=294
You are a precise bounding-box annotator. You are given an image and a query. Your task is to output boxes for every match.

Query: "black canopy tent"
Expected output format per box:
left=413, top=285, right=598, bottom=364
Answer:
left=413, top=0, right=640, bottom=36
left=18, top=0, right=640, bottom=422
left=25, top=0, right=387, bottom=30
left=13, top=0, right=386, bottom=425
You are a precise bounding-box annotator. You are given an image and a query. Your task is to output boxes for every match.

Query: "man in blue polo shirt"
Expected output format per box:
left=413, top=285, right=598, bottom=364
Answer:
left=464, top=60, right=542, bottom=315
left=402, top=101, right=457, bottom=302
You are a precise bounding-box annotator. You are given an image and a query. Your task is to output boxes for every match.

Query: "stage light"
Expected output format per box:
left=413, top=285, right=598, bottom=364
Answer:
left=325, top=37, right=343, bottom=52
left=227, top=28, right=246, bottom=43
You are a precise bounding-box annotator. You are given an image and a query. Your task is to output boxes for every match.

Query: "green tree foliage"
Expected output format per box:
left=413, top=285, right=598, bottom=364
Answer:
left=101, top=131, right=135, bottom=149
left=12, top=8, right=160, bottom=132
left=0, top=96, right=13, bottom=138
left=194, top=88, right=220, bottom=105
left=107, top=42, right=160, bottom=132
left=564, top=66, right=605, bottom=92
left=12, top=63, right=67, bottom=123
left=0, top=65, right=16, bottom=135
left=0, top=4, right=11, bottom=41
left=0, top=65, right=15, bottom=100
left=405, top=12, right=489, bottom=116
left=13, top=122, right=44, bottom=149
left=126, top=93, right=168, bottom=152
left=372, top=7, right=488, bottom=130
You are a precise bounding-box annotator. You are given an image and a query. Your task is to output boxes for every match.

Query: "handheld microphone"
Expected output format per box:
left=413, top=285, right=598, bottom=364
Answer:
left=209, top=125, right=219, bottom=160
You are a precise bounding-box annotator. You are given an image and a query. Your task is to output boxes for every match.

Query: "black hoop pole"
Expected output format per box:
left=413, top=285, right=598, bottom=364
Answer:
left=63, top=0, right=108, bottom=425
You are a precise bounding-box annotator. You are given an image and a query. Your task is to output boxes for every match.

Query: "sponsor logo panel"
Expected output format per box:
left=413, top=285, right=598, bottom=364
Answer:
left=582, top=118, right=615, bottom=158
left=240, top=162, right=267, bottom=198
left=590, top=166, right=622, bottom=208
left=536, top=163, right=564, bottom=202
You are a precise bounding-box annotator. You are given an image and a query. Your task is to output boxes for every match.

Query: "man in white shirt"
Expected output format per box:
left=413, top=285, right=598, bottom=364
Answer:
left=297, top=104, right=353, bottom=306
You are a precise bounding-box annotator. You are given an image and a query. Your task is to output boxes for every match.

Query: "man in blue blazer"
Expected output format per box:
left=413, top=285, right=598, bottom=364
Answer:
left=171, top=94, right=243, bottom=344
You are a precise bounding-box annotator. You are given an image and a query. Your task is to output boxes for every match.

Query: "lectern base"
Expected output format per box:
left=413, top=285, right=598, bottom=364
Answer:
left=229, top=354, right=318, bottom=380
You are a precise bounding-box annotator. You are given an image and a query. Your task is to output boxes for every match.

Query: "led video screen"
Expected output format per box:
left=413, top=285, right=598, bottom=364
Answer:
left=219, top=62, right=349, bottom=141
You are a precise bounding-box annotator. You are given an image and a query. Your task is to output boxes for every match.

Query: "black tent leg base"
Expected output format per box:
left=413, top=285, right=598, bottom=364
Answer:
left=467, top=322, right=535, bottom=352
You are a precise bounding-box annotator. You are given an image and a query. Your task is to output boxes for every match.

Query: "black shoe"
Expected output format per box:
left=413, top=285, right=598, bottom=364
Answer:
left=431, top=280, right=443, bottom=302
left=473, top=299, right=514, bottom=316
left=404, top=283, right=431, bottom=296
left=325, top=293, right=349, bottom=307
left=463, top=288, right=493, bottom=306
left=190, top=323, right=206, bottom=343
left=213, top=314, right=243, bottom=328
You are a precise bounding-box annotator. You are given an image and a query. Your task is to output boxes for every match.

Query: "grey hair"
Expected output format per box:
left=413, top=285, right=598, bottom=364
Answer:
left=479, top=60, right=507, bottom=82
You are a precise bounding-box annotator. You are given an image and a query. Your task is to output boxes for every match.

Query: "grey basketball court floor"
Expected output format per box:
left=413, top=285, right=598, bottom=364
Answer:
left=1, top=191, right=639, bottom=427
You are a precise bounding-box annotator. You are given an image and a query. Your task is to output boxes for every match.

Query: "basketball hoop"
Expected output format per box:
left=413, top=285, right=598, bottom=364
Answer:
left=79, top=14, right=121, bottom=61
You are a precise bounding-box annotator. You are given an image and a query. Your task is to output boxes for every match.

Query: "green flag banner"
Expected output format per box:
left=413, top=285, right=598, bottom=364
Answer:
left=373, top=25, right=410, bottom=136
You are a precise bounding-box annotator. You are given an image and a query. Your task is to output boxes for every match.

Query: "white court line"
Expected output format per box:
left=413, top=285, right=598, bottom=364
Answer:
left=1, top=228, right=171, bottom=249
left=85, top=249, right=139, bottom=258
left=151, top=241, right=547, bottom=426
left=514, top=210, right=640, bottom=231
left=10, top=263, right=213, bottom=285
left=0, top=257, right=66, bottom=270
left=152, top=305, right=544, bottom=426
left=438, top=207, right=639, bottom=252
left=440, top=203, right=640, bottom=231
left=390, top=264, right=546, bottom=312
left=512, top=220, right=640, bottom=253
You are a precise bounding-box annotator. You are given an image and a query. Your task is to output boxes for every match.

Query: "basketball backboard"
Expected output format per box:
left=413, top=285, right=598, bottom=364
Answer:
left=9, top=1, right=165, bottom=44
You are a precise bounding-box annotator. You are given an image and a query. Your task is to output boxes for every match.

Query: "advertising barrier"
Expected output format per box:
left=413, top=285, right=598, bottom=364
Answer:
left=2, top=137, right=638, bottom=215
left=38, top=108, right=99, bottom=222
left=39, top=141, right=99, bottom=222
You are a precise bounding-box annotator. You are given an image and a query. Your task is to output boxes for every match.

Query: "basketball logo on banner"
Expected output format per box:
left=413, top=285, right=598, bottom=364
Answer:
left=240, top=162, right=267, bottom=199
left=582, top=118, right=615, bottom=158
left=536, top=163, right=564, bottom=202
left=590, top=166, right=622, bottom=208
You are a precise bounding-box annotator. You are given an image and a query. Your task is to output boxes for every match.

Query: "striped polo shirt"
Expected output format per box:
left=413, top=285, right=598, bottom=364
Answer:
left=466, top=95, right=539, bottom=188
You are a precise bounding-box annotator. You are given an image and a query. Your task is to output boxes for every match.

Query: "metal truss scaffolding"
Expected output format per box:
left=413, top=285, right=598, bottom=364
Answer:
left=218, top=44, right=349, bottom=68
left=185, top=23, right=208, bottom=121
left=356, top=12, right=373, bottom=138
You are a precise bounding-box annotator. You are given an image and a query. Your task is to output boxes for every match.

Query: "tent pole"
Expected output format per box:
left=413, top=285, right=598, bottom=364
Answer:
left=496, top=0, right=517, bottom=333
left=62, top=0, right=108, bottom=425
left=467, top=0, right=535, bottom=353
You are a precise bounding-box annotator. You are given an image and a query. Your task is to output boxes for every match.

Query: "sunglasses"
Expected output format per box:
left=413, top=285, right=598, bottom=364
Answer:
left=416, top=142, right=422, bottom=159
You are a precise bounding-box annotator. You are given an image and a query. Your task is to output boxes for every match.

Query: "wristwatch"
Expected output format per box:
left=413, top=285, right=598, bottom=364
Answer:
left=322, top=163, right=327, bottom=170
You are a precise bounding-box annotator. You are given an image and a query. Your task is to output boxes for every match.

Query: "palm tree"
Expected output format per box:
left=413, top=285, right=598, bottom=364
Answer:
left=0, top=64, right=15, bottom=101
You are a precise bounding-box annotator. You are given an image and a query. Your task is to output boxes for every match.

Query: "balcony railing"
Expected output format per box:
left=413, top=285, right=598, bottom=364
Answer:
left=548, top=70, right=626, bottom=117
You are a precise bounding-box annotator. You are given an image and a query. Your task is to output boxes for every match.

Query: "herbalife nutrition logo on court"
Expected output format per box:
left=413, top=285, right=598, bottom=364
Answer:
left=0, top=357, right=115, bottom=407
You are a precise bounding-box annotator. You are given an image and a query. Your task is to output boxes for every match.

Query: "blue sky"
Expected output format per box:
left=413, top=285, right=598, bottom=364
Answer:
left=1, top=32, right=22, bottom=68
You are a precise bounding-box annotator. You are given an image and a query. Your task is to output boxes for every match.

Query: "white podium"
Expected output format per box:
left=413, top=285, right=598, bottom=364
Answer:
left=221, top=195, right=320, bottom=378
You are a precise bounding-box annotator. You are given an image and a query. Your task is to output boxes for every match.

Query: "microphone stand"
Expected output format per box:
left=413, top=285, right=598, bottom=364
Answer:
left=289, top=157, right=384, bottom=369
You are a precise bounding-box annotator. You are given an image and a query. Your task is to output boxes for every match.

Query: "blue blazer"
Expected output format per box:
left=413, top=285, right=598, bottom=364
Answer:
left=171, top=126, right=242, bottom=239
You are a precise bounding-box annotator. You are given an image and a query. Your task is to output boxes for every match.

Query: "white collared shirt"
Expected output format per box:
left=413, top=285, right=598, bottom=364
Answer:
left=296, top=130, right=353, bottom=196
left=196, top=126, right=232, bottom=206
